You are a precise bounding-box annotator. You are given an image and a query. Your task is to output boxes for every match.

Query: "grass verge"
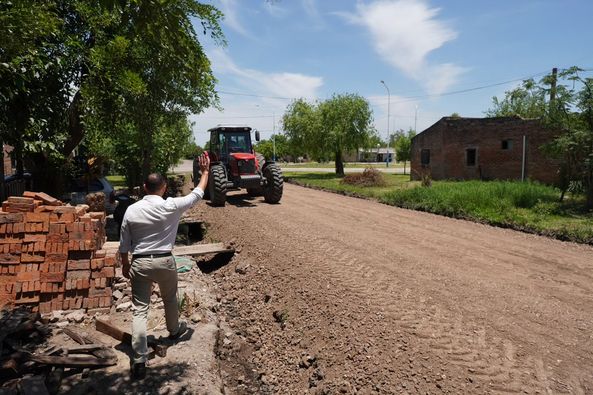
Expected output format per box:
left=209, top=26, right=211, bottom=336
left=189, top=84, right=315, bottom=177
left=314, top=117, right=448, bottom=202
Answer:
left=281, top=161, right=404, bottom=169
left=284, top=172, right=593, bottom=245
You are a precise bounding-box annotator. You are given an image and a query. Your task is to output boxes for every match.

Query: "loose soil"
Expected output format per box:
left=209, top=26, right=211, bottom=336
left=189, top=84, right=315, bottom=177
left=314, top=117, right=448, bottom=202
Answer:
left=192, top=183, right=593, bottom=394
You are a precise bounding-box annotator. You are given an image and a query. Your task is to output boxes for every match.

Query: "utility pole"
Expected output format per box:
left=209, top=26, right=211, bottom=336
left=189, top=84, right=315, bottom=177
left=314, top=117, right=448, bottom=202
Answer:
left=272, top=112, right=276, bottom=162
left=414, top=105, right=418, bottom=132
left=380, top=80, right=391, bottom=166
left=550, top=67, right=558, bottom=103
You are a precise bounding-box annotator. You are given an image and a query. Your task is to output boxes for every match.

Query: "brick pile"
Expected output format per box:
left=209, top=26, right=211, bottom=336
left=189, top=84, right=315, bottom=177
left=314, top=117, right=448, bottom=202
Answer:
left=0, top=191, right=117, bottom=314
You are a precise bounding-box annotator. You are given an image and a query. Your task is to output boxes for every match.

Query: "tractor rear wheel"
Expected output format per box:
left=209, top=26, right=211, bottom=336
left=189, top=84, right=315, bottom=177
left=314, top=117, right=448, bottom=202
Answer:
left=208, top=164, right=227, bottom=206
left=263, top=164, right=283, bottom=204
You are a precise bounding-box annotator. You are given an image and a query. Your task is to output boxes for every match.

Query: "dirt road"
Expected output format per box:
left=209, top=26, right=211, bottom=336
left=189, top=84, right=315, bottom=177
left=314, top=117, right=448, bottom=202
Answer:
left=196, top=183, right=593, bottom=394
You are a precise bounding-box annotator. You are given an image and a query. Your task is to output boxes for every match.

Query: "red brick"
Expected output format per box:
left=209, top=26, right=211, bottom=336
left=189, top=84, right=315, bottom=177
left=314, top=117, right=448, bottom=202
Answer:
left=66, top=270, right=91, bottom=280
left=89, top=286, right=112, bottom=297
left=8, top=196, right=34, bottom=205
left=105, top=256, right=116, bottom=267
left=33, top=192, right=60, bottom=206
left=24, top=212, right=50, bottom=223
left=39, top=301, right=51, bottom=314
left=23, top=234, right=46, bottom=243
left=16, top=271, right=40, bottom=282
left=40, top=272, right=65, bottom=283
left=46, top=253, right=67, bottom=264
left=49, top=223, right=66, bottom=235
left=13, top=222, right=24, bottom=234
left=0, top=238, right=24, bottom=244
left=21, top=252, right=44, bottom=263
left=0, top=253, right=20, bottom=265
left=67, top=259, right=90, bottom=271
left=91, top=258, right=105, bottom=270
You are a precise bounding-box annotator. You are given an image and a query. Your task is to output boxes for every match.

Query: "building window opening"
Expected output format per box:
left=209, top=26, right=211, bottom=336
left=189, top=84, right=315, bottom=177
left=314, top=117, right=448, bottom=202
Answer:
left=466, top=148, right=477, bottom=166
left=420, top=149, right=430, bottom=165
left=501, top=140, right=513, bottom=150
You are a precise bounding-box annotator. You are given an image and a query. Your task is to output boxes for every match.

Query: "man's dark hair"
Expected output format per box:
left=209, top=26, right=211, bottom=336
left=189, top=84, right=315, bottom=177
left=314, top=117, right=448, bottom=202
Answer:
left=144, top=173, right=166, bottom=194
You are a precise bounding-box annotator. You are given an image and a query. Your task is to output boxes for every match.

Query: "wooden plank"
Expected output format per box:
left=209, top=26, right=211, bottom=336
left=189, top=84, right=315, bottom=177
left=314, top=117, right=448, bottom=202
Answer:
left=20, top=352, right=116, bottom=368
left=102, top=242, right=234, bottom=257
left=95, top=319, right=167, bottom=357
left=172, top=243, right=234, bottom=257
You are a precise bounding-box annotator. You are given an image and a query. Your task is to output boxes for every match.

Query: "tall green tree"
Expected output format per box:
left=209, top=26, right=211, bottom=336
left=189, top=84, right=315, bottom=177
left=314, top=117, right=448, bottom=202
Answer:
left=393, top=129, right=416, bottom=175
left=283, top=94, right=374, bottom=175
left=487, top=67, right=593, bottom=208
left=485, top=78, right=546, bottom=118
left=255, top=134, right=290, bottom=161
left=1, top=0, right=223, bottom=192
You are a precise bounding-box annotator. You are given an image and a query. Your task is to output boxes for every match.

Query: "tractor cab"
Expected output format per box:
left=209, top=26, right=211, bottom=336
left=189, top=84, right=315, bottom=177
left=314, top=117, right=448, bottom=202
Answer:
left=209, top=125, right=258, bottom=163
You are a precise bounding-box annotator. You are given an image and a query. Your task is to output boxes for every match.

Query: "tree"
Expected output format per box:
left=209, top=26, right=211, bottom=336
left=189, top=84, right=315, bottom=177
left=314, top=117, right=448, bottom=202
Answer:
left=485, top=79, right=546, bottom=118
left=283, top=94, right=374, bottom=175
left=1, top=1, right=223, bottom=192
left=255, top=134, right=290, bottom=161
left=487, top=67, right=593, bottom=208
left=393, top=129, right=416, bottom=175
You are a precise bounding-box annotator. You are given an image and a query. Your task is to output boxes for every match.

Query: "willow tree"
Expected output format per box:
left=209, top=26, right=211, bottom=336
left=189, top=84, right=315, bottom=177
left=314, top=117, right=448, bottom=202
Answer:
left=283, top=94, right=374, bottom=176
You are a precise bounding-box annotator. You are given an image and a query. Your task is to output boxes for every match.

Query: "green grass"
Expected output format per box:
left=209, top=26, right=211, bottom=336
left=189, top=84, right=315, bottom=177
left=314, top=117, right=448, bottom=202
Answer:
left=284, top=171, right=413, bottom=198
left=105, top=175, right=126, bottom=188
left=284, top=172, right=593, bottom=244
left=281, top=161, right=404, bottom=169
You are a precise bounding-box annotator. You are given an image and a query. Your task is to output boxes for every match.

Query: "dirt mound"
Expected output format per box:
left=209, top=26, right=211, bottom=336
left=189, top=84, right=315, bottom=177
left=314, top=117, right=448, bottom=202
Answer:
left=341, top=167, right=386, bottom=187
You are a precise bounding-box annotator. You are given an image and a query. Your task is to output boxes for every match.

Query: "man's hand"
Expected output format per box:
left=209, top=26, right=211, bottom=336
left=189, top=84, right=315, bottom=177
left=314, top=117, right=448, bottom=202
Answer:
left=198, top=152, right=210, bottom=173
left=123, top=264, right=130, bottom=279
left=120, top=252, right=130, bottom=279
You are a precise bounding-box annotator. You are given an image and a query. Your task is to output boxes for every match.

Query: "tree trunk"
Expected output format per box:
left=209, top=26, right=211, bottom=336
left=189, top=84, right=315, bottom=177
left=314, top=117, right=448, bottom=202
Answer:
left=403, top=161, right=407, bottom=175
left=62, top=91, right=85, bottom=157
left=335, top=150, right=344, bottom=176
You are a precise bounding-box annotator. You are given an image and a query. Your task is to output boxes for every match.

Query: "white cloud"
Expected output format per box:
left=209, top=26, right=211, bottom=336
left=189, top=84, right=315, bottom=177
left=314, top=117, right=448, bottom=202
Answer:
left=190, top=48, right=324, bottom=145
left=342, top=0, right=466, bottom=95
left=218, top=0, right=250, bottom=37
left=209, top=48, right=323, bottom=100
left=263, top=1, right=290, bottom=18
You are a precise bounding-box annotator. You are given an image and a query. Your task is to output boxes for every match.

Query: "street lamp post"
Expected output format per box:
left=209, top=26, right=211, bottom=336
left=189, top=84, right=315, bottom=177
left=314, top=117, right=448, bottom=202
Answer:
left=380, top=80, right=391, bottom=167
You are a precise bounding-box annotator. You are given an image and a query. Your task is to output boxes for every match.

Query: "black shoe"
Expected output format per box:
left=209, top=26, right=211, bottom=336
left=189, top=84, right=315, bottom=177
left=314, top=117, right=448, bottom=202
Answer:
left=168, top=321, right=187, bottom=340
left=131, top=362, right=146, bottom=380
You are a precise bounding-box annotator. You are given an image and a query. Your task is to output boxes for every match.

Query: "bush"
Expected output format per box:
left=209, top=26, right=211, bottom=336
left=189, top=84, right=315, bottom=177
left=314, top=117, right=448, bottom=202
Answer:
left=341, top=168, right=386, bottom=187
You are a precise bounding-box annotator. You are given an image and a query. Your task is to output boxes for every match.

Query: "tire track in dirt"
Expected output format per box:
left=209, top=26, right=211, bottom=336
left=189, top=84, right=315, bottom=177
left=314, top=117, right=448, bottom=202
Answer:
left=202, top=183, right=593, bottom=394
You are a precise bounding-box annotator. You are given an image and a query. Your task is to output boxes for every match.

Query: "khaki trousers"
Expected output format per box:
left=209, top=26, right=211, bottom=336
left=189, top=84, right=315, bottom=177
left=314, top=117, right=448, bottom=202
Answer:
left=129, top=255, right=179, bottom=364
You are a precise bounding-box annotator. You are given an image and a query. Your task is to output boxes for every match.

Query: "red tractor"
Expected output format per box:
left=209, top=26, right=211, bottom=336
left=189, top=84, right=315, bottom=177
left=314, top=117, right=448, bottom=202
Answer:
left=193, top=125, right=283, bottom=206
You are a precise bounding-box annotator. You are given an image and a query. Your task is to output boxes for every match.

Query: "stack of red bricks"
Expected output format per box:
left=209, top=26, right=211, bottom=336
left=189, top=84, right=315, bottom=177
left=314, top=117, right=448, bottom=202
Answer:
left=0, top=191, right=117, bottom=314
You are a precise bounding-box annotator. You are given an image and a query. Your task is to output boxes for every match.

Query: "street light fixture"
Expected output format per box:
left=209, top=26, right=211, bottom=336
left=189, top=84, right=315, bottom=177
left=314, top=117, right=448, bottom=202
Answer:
left=380, top=80, right=391, bottom=167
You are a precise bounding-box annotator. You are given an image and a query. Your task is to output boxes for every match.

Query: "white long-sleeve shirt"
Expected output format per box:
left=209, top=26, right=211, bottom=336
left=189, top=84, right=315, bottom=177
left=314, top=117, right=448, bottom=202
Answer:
left=119, top=187, right=204, bottom=255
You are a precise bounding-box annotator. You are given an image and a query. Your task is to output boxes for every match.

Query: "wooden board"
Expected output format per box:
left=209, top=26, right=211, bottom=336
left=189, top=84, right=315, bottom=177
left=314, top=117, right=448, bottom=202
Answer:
left=102, top=242, right=234, bottom=257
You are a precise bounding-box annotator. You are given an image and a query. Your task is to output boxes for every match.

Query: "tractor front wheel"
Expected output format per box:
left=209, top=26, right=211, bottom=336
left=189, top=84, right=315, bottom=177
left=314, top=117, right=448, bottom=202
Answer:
left=263, top=164, right=283, bottom=204
left=208, top=164, right=227, bottom=206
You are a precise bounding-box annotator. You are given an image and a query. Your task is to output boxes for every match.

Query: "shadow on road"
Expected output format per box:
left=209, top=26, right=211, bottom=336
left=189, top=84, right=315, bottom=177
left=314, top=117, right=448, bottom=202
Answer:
left=196, top=252, right=234, bottom=274
left=204, top=193, right=259, bottom=208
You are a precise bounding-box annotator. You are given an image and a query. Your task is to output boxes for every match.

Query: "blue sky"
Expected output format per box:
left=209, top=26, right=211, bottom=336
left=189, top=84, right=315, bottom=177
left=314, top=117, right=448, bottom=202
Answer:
left=190, top=0, right=593, bottom=146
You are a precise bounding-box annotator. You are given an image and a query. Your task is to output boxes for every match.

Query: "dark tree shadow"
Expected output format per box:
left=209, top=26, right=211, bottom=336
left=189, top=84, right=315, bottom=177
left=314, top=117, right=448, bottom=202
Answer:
left=60, top=328, right=197, bottom=395
left=196, top=252, right=234, bottom=274
left=59, top=361, right=196, bottom=395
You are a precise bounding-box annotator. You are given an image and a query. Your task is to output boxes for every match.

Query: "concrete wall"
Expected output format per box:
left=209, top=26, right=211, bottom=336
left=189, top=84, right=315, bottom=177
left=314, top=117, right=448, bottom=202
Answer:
left=411, top=117, right=560, bottom=184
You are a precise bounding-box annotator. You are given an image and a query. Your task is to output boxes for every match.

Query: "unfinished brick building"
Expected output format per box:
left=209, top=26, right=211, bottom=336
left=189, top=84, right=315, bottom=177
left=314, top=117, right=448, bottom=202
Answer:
left=410, top=116, right=560, bottom=184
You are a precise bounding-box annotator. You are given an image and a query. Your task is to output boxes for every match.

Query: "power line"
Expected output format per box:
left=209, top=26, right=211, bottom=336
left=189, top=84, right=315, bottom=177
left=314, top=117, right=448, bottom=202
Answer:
left=216, top=67, right=593, bottom=105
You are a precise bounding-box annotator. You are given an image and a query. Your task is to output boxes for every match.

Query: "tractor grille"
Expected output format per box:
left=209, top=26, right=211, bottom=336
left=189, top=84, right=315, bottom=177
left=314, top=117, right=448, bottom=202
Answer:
left=237, top=159, right=256, bottom=174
